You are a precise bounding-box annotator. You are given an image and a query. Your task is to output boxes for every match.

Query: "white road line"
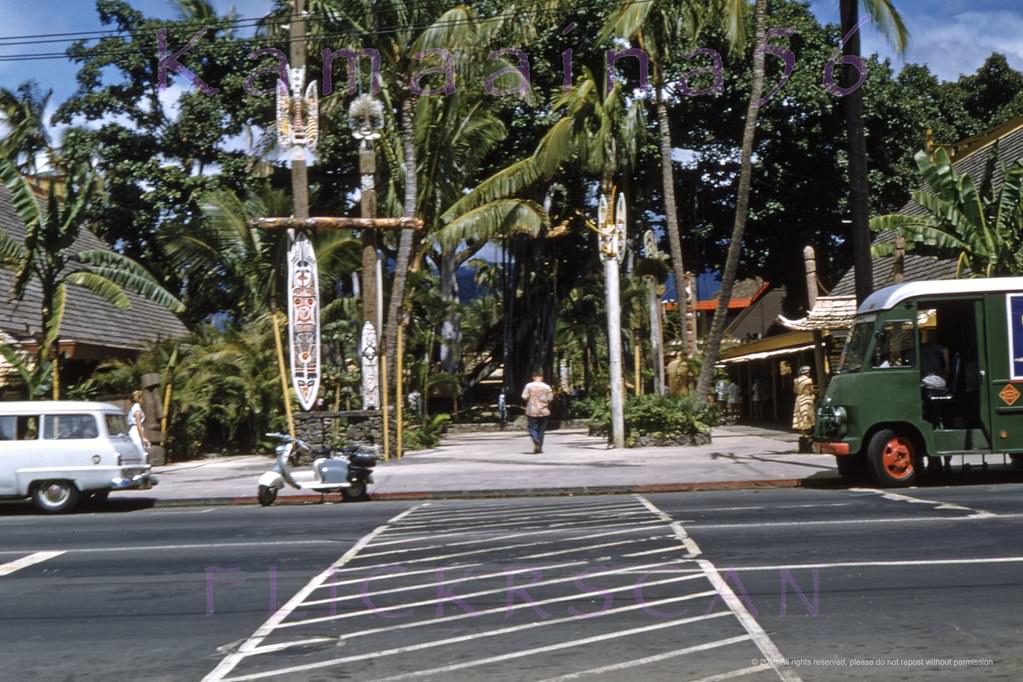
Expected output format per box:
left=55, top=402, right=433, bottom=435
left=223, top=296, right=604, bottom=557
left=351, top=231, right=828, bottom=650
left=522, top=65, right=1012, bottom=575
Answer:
left=396, top=500, right=645, bottom=519
left=201, top=503, right=426, bottom=682
left=302, top=559, right=589, bottom=606
left=699, top=558, right=800, bottom=682
left=850, top=487, right=996, bottom=518
left=315, top=562, right=484, bottom=590
left=372, top=511, right=653, bottom=542
left=0, top=551, right=65, bottom=577
left=390, top=503, right=644, bottom=525
left=222, top=600, right=732, bottom=681
left=0, top=539, right=335, bottom=557
left=357, top=613, right=735, bottom=682
left=622, top=545, right=689, bottom=557
left=325, top=530, right=671, bottom=575
left=638, top=495, right=800, bottom=682
left=637, top=495, right=703, bottom=557
left=515, top=534, right=672, bottom=560
left=284, top=558, right=692, bottom=626
left=689, top=664, right=776, bottom=681
left=683, top=513, right=1023, bottom=530
left=387, top=505, right=648, bottom=529
left=533, top=634, right=754, bottom=682
left=718, top=555, right=1023, bottom=572
left=244, top=638, right=335, bottom=655
left=354, top=520, right=666, bottom=558
left=262, top=576, right=714, bottom=654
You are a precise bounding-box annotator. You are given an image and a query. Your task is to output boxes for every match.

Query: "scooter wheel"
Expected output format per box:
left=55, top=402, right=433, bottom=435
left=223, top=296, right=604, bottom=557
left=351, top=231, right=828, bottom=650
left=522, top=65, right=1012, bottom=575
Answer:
left=258, top=485, right=278, bottom=506
left=341, top=481, right=368, bottom=502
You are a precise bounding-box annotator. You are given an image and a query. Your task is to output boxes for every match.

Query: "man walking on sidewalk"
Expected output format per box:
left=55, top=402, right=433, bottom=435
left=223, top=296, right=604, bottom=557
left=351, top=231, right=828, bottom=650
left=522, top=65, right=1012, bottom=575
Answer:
left=522, top=372, right=554, bottom=453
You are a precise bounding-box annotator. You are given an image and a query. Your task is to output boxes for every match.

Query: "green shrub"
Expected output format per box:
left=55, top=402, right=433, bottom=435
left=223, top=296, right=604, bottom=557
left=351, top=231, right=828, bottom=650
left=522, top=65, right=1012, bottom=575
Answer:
left=589, top=394, right=719, bottom=447
left=403, top=413, right=451, bottom=451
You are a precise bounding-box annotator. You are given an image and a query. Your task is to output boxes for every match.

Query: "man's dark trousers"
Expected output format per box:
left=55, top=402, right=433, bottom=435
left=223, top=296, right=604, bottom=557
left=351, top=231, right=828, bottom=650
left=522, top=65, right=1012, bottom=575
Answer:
left=527, top=416, right=548, bottom=450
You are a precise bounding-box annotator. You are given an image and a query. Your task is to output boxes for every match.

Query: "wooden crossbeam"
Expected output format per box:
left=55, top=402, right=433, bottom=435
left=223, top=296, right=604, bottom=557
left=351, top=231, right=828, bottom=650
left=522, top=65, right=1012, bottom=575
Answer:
left=252, top=216, right=424, bottom=231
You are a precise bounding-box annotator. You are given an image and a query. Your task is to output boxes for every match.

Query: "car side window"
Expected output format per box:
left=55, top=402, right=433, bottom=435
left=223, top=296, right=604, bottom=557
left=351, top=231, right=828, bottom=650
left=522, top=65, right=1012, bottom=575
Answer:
left=872, top=321, right=916, bottom=368
left=16, top=416, right=39, bottom=440
left=44, top=414, right=99, bottom=440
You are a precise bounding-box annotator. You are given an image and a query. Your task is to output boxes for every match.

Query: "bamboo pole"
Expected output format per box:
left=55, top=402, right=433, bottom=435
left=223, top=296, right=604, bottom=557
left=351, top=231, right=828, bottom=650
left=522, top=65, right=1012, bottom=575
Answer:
left=252, top=216, right=424, bottom=231
left=161, top=382, right=173, bottom=436
left=634, top=331, right=642, bottom=396
left=396, top=326, right=404, bottom=459
left=272, top=311, right=296, bottom=438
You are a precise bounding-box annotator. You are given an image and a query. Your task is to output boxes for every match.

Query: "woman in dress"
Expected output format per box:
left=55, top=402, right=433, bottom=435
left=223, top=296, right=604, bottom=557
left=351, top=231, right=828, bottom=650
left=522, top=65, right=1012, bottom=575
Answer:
left=127, top=390, right=150, bottom=457
left=792, top=366, right=816, bottom=449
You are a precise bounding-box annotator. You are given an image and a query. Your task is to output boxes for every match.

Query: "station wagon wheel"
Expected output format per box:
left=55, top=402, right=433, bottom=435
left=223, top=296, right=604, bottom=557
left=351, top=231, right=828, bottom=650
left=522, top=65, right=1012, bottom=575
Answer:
left=867, top=428, right=920, bottom=487
left=32, top=480, right=80, bottom=514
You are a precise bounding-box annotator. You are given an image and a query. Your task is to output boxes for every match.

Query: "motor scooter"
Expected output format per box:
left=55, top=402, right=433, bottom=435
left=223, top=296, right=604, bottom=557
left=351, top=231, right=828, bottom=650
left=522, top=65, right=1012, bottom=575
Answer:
left=257, top=432, right=378, bottom=506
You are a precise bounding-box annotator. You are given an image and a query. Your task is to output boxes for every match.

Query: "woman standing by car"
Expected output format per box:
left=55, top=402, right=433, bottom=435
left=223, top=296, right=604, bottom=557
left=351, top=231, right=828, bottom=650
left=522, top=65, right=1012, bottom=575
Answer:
left=127, top=390, right=150, bottom=457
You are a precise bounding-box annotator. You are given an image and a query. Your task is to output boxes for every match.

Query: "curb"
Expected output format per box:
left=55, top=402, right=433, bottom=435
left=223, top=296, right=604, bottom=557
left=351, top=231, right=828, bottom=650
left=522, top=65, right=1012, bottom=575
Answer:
left=144, top=478, right=822, bottom=508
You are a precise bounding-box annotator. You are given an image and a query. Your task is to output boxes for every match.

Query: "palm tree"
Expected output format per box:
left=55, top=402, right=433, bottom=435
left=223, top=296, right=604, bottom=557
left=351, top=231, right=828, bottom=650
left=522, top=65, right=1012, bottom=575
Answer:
left=601, top=0, right=745, bottom=354
left=694, top=0, right=766, bottom=402
left=839, top=0, right=908, bottom=303
left=0, top=81, right=53, bottom=174
left=870, top=145, right=1023, bottom=277
left=0, top=159, right=183, bottom=398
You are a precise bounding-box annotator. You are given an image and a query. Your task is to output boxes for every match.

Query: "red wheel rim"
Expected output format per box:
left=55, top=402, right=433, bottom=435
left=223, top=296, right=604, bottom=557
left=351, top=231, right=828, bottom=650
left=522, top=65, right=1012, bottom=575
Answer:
left=881, top=436, right=914, bottom=479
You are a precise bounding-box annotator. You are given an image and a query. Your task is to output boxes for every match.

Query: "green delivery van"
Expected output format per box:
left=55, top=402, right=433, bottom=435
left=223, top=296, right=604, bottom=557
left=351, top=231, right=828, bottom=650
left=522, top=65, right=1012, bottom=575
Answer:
left=815, top=277, right=1023, bottom=487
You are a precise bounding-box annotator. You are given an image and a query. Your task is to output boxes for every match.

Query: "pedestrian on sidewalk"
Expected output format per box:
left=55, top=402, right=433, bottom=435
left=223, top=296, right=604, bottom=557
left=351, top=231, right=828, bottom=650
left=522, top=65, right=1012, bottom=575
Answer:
left=127, top=390, right=150, bottom=458
left=521, top=372, right=553, bottom=454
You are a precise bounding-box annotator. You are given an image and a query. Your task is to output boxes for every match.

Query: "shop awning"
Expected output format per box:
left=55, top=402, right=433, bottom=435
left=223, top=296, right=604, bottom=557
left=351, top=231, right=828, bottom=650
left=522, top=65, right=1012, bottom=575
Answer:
left=717, top=331, right=820, bottom=364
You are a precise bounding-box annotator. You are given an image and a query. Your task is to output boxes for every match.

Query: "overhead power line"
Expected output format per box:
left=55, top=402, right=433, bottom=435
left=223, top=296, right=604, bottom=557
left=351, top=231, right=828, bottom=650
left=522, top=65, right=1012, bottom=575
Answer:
left=0, top=0, right=631, bottom=63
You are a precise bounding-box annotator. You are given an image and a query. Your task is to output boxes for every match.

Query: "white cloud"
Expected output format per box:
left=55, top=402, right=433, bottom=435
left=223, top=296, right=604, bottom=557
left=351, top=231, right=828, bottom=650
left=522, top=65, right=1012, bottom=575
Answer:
left=863, top=10, right=1023, bottom=81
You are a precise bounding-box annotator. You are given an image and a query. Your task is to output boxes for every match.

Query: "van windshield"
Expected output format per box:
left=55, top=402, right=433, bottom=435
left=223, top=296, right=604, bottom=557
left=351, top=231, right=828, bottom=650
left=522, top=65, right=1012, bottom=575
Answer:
left=839, top=320, right=875, bottom=373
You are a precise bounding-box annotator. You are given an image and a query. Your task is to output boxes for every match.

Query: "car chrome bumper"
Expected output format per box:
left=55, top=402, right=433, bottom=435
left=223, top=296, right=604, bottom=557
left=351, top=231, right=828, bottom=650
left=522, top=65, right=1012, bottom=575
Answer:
left=110, top=471, right=159, bottom=490
left=814, top=441, right=850, bottom=456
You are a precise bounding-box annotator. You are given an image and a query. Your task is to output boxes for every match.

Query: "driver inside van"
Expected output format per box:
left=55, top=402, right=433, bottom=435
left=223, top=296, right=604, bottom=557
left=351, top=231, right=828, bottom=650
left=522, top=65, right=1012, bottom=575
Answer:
left=904, top=331, right=950, bottom=389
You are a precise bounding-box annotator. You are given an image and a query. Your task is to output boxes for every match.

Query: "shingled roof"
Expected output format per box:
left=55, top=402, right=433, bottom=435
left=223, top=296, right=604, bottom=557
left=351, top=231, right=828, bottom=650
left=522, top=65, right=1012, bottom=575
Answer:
left=831, top=116, right=1023, bottom=296
left=0, top=184, right=188, bottom=352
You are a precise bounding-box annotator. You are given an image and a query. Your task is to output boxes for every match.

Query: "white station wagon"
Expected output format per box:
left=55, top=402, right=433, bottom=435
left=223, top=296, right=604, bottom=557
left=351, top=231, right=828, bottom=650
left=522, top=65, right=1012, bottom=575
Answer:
left=0, top=401, right=157, bottom=513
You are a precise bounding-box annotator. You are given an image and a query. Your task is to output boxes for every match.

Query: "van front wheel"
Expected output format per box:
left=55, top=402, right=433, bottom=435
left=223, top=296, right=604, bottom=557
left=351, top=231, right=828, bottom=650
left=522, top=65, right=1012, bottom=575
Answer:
left=32, top=481, right=80, bottom=514
left=867, top=429, right=920, bottom=487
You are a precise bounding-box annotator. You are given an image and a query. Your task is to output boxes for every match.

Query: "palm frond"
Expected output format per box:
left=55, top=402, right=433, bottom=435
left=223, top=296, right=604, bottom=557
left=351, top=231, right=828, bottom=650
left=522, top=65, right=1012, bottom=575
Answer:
left=44, top=282, right=66, bottom=351
left=63, top=271, right=131, bottom=310
left=438, top=199, right=548, bottom=249
left=74, top=250, right=184, bottom=312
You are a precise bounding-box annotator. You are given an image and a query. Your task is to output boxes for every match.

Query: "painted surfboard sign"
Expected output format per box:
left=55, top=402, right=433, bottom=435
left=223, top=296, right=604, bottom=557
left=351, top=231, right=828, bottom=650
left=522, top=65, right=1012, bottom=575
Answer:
left=287, top=231, right=321, bottom=411
left=360, top=320, right=380, bottom=410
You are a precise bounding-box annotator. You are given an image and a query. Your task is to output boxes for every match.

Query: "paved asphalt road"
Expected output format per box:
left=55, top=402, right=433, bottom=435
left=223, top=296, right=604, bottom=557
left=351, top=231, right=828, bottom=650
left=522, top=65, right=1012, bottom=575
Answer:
left=3, top=485, right=1023, bottom=681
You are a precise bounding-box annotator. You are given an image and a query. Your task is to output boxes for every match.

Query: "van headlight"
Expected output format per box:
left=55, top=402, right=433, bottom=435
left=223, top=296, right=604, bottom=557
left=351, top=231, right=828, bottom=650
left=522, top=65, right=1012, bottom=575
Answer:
left=833, top=406, right=847, bottom=426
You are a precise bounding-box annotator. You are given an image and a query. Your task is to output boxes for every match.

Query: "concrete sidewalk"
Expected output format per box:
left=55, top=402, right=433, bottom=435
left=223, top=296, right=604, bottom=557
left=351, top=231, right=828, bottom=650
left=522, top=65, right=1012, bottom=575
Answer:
left=116, top=424, right=842, bottom=506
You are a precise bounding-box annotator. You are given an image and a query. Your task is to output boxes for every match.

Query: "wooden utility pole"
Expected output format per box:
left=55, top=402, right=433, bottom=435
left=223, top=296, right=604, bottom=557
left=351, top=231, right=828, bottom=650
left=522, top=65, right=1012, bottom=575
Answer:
left=288, top=0, right=309, bottom=223
left=804, top=245, right=827, bottom=392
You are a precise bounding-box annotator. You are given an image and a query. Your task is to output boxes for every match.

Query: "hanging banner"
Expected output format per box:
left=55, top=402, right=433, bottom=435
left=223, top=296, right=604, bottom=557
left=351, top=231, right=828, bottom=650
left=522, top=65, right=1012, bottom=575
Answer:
left=288, top=232, right=320, bottom=411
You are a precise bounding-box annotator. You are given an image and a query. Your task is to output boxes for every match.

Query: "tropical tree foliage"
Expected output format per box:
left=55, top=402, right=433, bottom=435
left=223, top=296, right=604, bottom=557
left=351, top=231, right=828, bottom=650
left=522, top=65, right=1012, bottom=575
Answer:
left=0, top=158, right=183, bottom=398
left=870, top=146, right=1023, bottom=277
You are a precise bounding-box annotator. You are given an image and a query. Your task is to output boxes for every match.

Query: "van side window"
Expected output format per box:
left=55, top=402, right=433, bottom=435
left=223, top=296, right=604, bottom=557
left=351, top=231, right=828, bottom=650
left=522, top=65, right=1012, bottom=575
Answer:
left=873, top=321, right=916, bottom=368
left=44, top=414, right=99, bottom=440
left=0, top=416, right=16, bottom=440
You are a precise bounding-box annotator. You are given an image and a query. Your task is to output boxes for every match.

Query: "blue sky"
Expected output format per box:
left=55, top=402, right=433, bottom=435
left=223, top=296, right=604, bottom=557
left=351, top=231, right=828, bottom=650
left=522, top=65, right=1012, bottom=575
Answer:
left=1, top=0, right=1022, bottom=128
